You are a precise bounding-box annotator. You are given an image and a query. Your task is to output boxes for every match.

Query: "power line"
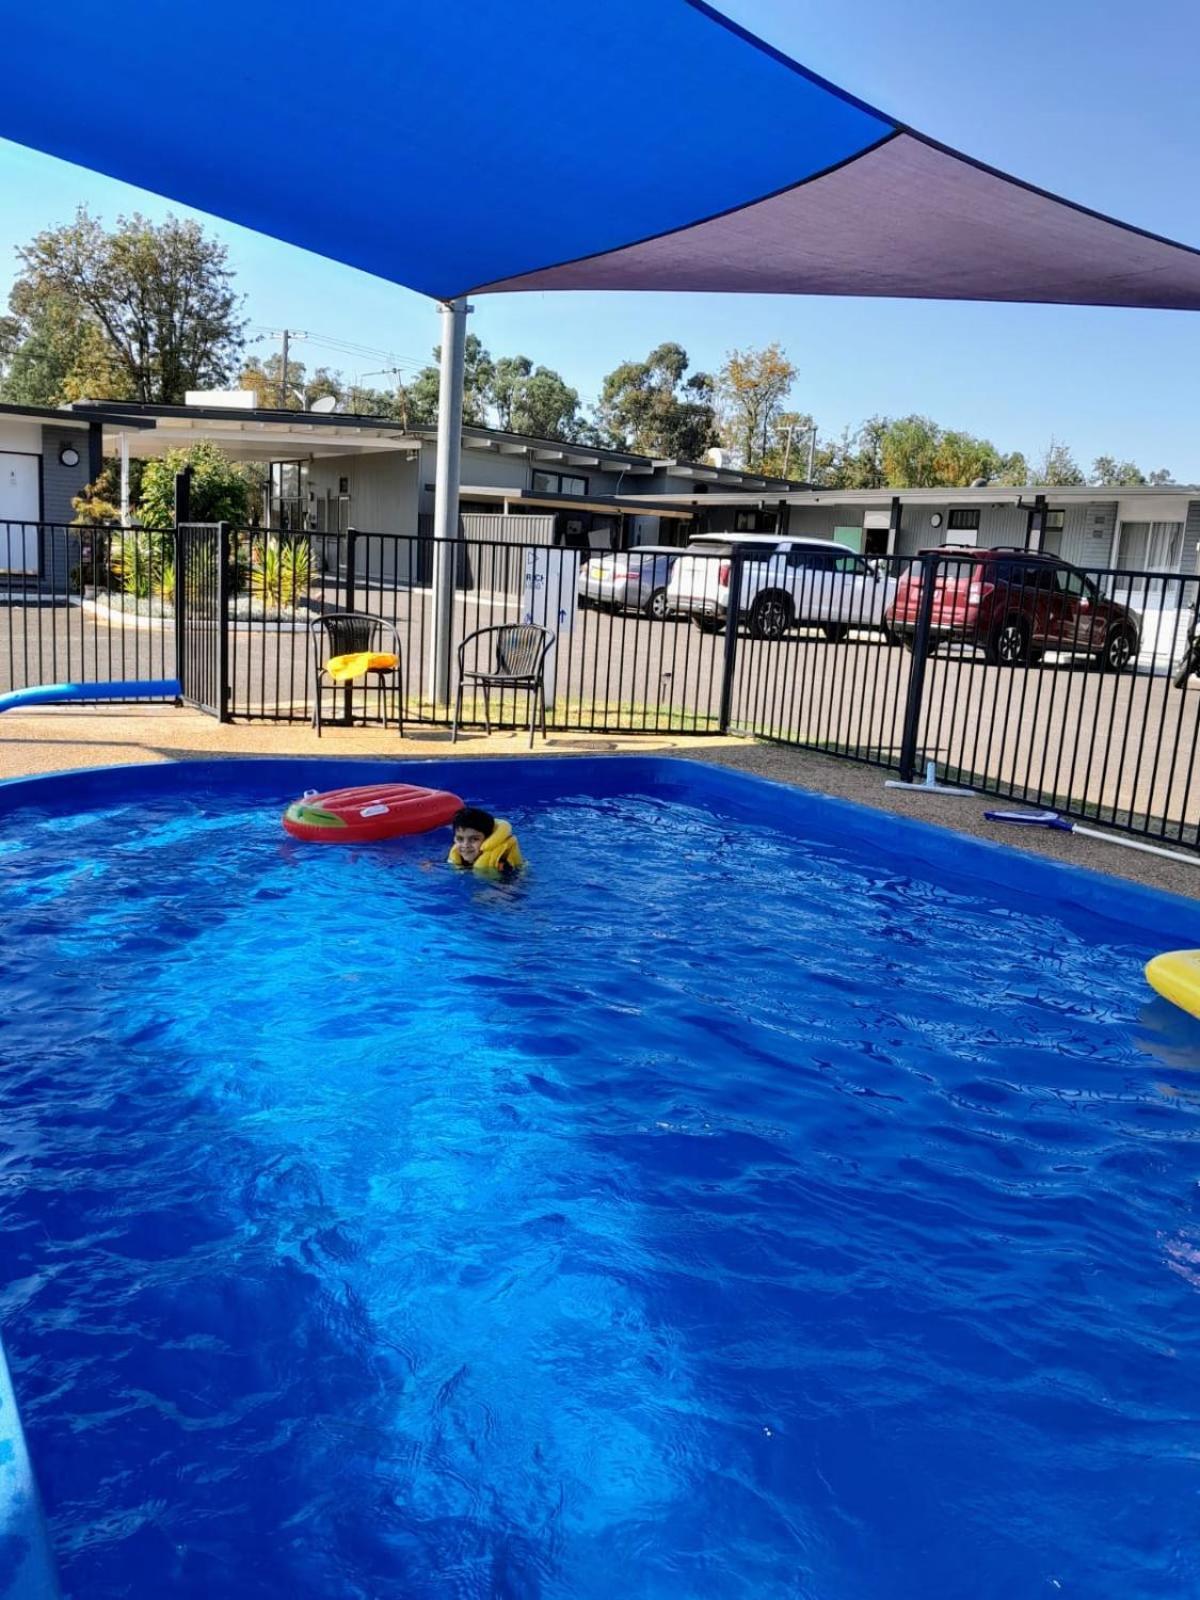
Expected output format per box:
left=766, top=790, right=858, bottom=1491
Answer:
left=246, top=323, right=426, bottom=370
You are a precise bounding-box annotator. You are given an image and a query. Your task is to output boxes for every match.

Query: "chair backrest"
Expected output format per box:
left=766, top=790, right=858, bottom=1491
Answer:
left=493, top=623, right=553, bottom=677
left=310, top=612, right=399, bottom=670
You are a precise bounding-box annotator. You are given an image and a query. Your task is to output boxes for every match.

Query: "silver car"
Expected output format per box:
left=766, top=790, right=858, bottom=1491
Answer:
left=578, top=546, right=679, bottom=620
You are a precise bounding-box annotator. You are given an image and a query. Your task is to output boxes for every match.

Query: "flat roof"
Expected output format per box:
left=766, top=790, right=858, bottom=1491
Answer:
left=64, top=401, right=806, bottom=487
left=651, top=484, right=1200, bottom=508
left=463, top=485, right=694, bottom=520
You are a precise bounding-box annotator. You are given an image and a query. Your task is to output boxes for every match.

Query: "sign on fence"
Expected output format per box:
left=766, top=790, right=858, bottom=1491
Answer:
left=522, top=546, right=578, bottom=708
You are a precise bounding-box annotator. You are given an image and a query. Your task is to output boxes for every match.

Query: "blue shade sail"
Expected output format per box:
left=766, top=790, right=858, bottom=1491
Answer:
left=1, top=0, right=1199, bottom=309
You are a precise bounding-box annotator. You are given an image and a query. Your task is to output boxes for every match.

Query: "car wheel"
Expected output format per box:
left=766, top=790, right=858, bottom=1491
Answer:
left=1095, top=628, right=1135, bottom=674
left=645, top=587, right=670, bottom=621
left=748, top=593, right=793, bottom=641
left=823, top=622, right=851, bottom=644
left=986, top=616, right=1031, bottom=667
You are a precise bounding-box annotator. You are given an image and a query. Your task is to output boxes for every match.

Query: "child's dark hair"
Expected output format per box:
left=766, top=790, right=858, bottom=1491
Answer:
left=453, top=805, right=495, bottom=836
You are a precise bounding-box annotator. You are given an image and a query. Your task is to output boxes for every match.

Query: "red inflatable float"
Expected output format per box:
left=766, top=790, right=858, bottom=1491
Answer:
left=282, top=782, right=463, bottom=843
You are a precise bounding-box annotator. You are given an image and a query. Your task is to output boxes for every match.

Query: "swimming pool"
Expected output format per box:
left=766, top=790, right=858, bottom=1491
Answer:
left=3, top=754, right=1200, bottom=1599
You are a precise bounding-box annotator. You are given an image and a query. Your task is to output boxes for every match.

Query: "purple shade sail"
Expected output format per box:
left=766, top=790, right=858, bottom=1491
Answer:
left=473, top=133, right=1200, bottom=309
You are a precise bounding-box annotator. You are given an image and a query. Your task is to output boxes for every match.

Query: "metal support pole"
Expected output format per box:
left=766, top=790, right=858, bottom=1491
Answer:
left=118, top=432, right=130, bottom=526
left=897, top=549, right=940, bottom=781
left=1026, top=491, right=1047, bottom=552
left=718, top=546, right=746, bottom=735
left=429, top=297, right=469, bottom=705
left=342, top=526, right=359, bottom=724
left=173, top=467, right=193, bottom=528
left=888, top=494, right=902, bottom=555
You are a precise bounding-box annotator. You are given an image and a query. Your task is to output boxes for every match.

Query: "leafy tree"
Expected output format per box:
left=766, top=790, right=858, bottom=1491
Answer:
left=72, top=454, right=146, bottom=524
left=237, top=354, right=346, bottom=410
left=401, top=333, right=494, bottom=428
left=509, top=366, right=583, bottom=439
left=717, top=343, right=797, bottom=469
left=8, top=208, right=245, bottom=403
left=1090, top=456, right=1173, bottom=487
left=490, top=354, right=534, bottom=431
left=1033, top=438, right=1085, bottom=486
left=137, top=442, right=253, bottom=527
left=0, top=290, right=132, bottom=405
left=596, top=342, right=718, bottom=458
left=879, top=415, right=942, bottom=487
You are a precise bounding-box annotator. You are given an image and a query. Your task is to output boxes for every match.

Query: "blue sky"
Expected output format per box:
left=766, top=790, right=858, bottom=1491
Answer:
left=0, top=0, right=1197, bottom=476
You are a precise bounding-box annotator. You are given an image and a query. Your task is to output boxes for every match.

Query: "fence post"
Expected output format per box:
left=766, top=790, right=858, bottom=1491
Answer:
left=897, top=549, right=940, bottom=781
left=173, top=527, right=186, bottom=696
left=173, top=467, right=192, bottom=528
left=217, top=521, right=232, bottom=723
left=342, top=526, right=359, bottom=724
left=718, top=546, right=746, bottom=735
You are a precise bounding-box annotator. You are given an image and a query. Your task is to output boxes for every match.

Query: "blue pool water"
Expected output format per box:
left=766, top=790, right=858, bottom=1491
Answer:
left=3, top=758, right=1200, bottom=1599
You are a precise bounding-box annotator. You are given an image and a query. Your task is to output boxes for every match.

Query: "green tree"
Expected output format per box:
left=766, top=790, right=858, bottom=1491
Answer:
left=716, top=343, right=797, bottom=469
left=9, top=208, right=245, bottom=403
left=1033, top=438, right=1085, bottom=486
left=879, top=415, right=942, bottom=486
left=402, top=333, right=494, bottom=428
left=237, top=354, right=346, bottom=410
left=137, top=442, right=253, bottom=527
left=0, top=290, right=133, bottom=405
left=596, top=342, right=718, bottom=457
left=1091, top=455, right=1173, bottom=487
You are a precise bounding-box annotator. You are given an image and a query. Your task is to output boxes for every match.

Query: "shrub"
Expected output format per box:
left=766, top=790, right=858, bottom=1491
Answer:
left=250, top=535, right=311, bottom=609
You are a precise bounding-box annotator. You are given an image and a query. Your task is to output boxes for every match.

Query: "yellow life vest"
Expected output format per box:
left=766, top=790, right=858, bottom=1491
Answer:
left=448, top=818, right=525, bottom=874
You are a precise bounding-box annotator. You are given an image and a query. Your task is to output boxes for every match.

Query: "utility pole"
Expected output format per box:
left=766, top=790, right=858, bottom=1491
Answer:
left=269, top=329, right=307, bottom=408
left=783, top=422, right=817, bottom=481
left=361, top=366, right=408, bottom=423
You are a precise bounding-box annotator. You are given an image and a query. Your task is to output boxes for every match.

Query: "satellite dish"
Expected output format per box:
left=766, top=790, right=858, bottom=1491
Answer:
left=705, top=447, right=724, bottom=469
left=310, top=394, right=339, bottom=414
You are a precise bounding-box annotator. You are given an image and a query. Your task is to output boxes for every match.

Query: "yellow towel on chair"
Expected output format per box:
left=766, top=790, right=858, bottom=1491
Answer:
left=447, top=819, right=525, bottom=874
left=324, top=651, right=398, bottom=683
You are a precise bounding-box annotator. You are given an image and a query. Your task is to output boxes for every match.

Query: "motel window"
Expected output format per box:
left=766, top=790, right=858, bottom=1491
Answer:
left=531, top=469, right=589, bottom=496
left=734, top=510, right=779, bottom=533
left=270, top=462, right=302, bottom=500
left=1045, top=510, right=1065, bottom=532
left=947, top=508, right=981, bottom=531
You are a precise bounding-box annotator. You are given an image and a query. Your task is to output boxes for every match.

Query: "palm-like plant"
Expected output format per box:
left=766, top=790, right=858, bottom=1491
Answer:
left=250, top=536, right=311, bottom=608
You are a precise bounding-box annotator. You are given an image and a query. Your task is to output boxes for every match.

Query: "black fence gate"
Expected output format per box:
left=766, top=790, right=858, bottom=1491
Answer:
left=175, top=522, right=229, bottom=720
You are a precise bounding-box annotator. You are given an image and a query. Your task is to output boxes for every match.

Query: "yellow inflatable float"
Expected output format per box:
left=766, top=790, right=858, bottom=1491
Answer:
left=1145, top=951, right=1200, bottom=1020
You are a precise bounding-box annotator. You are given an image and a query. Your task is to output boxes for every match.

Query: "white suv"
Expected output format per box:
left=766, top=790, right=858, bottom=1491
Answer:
left=665, top=534, right=897, bottom=641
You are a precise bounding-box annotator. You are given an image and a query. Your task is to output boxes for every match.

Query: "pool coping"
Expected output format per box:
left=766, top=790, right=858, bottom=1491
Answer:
left=2, top=751, right=1199, bottom=947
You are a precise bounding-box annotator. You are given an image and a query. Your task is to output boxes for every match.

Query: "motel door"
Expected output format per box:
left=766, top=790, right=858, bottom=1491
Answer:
left=0, top=452, right=39, bottom=574
left=1112, top=514, right=1188, bottom=669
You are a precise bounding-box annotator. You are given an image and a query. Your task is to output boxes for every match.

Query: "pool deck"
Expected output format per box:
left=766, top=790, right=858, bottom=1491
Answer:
left=0, top=703, right=1196, bottom=900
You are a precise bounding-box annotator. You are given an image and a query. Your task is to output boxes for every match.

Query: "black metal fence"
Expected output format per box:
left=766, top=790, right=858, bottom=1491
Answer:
left=726, top=547, right=1200, bottom=850
left=4, top=521, right=1200, bottom=849
left=0, top=519, right=176, bottom=696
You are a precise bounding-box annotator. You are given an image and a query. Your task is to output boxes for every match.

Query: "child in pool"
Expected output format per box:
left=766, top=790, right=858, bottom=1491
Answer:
left=448, top=805, right=524, bottom=874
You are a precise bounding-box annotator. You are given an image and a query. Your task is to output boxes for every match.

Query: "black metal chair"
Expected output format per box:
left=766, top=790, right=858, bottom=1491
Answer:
left=309, top=613, right=403, bottom=736
left=452, top=623, right=555, bottom=747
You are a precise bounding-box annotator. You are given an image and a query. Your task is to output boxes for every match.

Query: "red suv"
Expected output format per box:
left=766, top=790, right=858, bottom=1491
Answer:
left=886, top=547, right=1141, bottom=671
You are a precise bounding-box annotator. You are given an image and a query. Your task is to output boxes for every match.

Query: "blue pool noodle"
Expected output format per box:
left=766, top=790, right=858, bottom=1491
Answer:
left=0, top=679, right=182, bottom=713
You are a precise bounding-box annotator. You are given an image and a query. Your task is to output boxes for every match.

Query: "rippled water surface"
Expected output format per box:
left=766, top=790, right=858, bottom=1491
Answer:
left=3, top=780, right=1200, bottom=1598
